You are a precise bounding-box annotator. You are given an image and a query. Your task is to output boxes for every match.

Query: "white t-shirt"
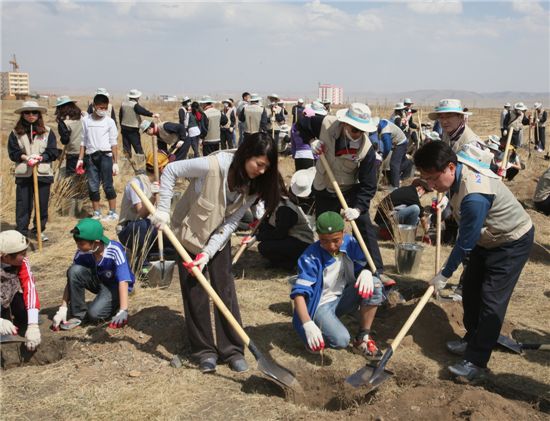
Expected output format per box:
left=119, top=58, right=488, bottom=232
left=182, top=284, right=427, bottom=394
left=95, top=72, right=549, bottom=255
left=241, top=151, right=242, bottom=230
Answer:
left=81, top=114, right=118, bottom=154
left=318, top=254, right=346, bottom=307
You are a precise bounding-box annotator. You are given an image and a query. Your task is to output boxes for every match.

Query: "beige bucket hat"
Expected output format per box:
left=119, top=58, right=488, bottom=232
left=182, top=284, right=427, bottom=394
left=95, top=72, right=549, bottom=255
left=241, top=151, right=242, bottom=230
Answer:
left=428, top=99, right=472, bottom=120
left=14, top=101, right=47, bottom=115
left=336, top=103, right=379, bottom=132
left=290, top=167, right=316, bottom=198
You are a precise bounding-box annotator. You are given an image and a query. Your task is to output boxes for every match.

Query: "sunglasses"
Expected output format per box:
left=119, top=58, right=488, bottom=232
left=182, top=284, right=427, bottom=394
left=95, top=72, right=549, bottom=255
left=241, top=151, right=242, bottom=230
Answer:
left=349, top=126, right=364, bottom=134
left=23, top=111, right=40, bottom=115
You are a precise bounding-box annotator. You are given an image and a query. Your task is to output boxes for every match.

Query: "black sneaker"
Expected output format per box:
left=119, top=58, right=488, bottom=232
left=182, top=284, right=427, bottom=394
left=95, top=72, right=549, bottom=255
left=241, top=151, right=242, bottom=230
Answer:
left=199, top=357, right=217, bottom=374
left=229, top=358, right=249, bottom=373
left=448, top=360, right=488, bottom=380
left=446, top=339, right=467, bottom=356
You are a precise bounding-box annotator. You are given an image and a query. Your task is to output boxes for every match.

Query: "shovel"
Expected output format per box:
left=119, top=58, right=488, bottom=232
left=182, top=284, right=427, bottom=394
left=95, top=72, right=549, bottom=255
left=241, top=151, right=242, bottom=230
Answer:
left=497, top=334, right=550, bottom=354
left=130, top=182, right=299, bottom=390
left=0, top=334, right=27, bottom=344
left=147, top=136, right=175, bottom=288
left=32, top=165, right=43, bottom=252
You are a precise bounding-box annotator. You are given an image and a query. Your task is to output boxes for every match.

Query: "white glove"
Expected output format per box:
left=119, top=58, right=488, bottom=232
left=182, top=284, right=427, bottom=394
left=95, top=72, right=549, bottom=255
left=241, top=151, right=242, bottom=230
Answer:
left=302, top=320, right=325, bottom=351
left=109, top=309, right=128, bottom=328
left=25, top=324, right=41, bottom=351
left=0, top=318, right=18, bottom=335
left=52, top=306, right=68, bottom=329
left=240, top=235, right=257, bottom=247
left=343, top=207, right=361, bottom=221
left=112, top=163, right=119, bottom=176
left=355, top=269, right=374, bottom=299
left=150, top=181, right=160, bottom=194
left=430, top=271, right=449, bottom=291
left=310, top=139, right=325, bottom=155
left=503, top=130, right=508, bottom=136
left=437, top=196, right=449, bottom=211
left=176, top=140, right=184, bottom=148
left=150, top=209, right=170, bottom=229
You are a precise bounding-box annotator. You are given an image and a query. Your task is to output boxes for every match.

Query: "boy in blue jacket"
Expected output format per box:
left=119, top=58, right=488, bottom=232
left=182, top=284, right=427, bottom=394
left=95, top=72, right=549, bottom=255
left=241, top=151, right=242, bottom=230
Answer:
left=290, top=211, right=384, bottom=359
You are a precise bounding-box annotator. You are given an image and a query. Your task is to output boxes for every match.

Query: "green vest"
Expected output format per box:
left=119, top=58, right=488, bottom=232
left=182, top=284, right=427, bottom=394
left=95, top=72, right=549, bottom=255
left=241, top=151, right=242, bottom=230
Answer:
left=14, top=127, right=54, bottom=178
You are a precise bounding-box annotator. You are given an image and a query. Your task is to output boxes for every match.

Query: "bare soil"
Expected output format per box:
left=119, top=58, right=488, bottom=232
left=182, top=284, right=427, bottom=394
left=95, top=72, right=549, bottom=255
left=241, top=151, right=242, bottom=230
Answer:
left=1, top=99, right=549, bottom=420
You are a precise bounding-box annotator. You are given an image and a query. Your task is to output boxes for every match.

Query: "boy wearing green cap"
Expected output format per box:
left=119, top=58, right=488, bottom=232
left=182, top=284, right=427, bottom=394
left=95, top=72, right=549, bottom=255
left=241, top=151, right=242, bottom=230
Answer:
left=51, top=218, right=135, bottom=330
left=290, top=211, right=384, bottom=359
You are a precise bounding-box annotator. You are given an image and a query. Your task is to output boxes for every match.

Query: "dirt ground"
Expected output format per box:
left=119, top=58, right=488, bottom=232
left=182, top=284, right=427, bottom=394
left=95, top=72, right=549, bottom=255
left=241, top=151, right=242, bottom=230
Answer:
left=1, top=98, right=549, bottom=420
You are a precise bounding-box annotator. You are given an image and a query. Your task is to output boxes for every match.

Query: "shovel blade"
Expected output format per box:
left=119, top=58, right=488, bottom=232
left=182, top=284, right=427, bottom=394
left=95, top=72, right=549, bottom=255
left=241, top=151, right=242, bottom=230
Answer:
left=147, top=260, right=176, bottom=288
left=0, top=334, right=27, bottom=344
left=345, top=364, right=393, bottom=389
left=248, top=340, right=299, bottom=390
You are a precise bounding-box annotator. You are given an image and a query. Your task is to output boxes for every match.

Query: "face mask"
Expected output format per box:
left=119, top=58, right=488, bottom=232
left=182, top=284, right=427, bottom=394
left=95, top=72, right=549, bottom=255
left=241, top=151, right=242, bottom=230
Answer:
left=95, top=109, right=108, bottom=118
left=345, top=127, right=357, bottom=142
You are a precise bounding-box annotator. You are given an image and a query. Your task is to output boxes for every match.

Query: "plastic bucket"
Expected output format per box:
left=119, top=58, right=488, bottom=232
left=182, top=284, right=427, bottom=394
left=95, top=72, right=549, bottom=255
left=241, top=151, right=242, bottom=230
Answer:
left=397, top=224, right=417, bottom=243
left=395, top=243, right=424, bottom=275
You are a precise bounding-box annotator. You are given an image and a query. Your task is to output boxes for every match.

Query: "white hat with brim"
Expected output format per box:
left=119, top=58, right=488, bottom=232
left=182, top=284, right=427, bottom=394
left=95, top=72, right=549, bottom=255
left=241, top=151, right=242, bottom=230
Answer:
left=534, top=102, right=542, bottom=109
left=56, top=96, right=76, bottom=107
left=394, top=102, right=406, bottom=110
left=514, top=102, right=527, bottom=111
left=310, top=100, right=328, bottom=116
left=268, top=93, right=280, bottom=101
left=128, top=89, right=142, bottom=99
left=140, top=120, right=153, bottom=132
left=297, top=98, right=304, bottom=104
left=336, top=103, right=379, bottom=132
left=14, top=101, right=47, bottom=115
left=488, top=134, right=501, bottom=145
left=199, top=95, right=215, bottom=104
left=504, top=103, right=511, bottom=108
left=222, top=99, right=232, bottom=105
left=425, top=131, right=441, bottom=141
left=249, top=94, right=262, bottom=102
left=96, top=88, right=110, bottom=97
left=428, top=98, right=472, bottom=120
left=0, top=230, right=29, bottom=255
left=403, top=98, right=413, bottom=105
left=290, top=167, right=316, bottom=198
left=456, top=144, right=499, bottom=179
left=181, top=96, right=191, bottom=104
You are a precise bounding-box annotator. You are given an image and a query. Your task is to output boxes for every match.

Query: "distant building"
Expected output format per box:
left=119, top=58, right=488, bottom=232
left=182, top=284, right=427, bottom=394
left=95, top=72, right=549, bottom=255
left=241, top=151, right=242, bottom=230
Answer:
left=318, top=83, right=343, bottom=105
left=1, top=72, right=30, bottom=99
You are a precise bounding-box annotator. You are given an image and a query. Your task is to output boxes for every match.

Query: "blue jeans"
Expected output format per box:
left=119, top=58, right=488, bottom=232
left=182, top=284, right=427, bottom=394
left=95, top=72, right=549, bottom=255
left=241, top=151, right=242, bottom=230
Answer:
left=238, top=122, right=246, bottom=145
left=313, top=279, right=384, bottom=349
left=396, top=204, right=420, bottom=226
left=85, top=152, right=116, bottom=202
left=389, top=142, right=408, bottom=188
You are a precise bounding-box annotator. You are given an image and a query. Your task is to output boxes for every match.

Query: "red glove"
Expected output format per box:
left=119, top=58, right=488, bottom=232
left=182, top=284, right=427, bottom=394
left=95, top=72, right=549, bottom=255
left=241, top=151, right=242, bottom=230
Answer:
left=422, top=235, right=432, bottom=245
left=248, top=219, right=260, bottom=229
left=76, top=159, right=85, bottom=175
left=497, top=168, right=506, bottom=177
left=27, top=155, right=43, bottom=167
left=182, top=253, right=209, bottom=274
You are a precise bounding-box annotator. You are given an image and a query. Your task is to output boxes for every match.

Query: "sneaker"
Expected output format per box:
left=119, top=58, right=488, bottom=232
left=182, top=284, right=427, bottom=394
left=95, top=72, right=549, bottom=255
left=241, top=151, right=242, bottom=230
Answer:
left=92, top=210, right=102, bottom=220
left=446, top=339, right=467, bottom=356
left=229, top=358, right=249, bottom=373
left=353, top=333, right=382, bottom=361
left=41, top=232, right=49, bottom=242
left=448, top=360, right=487, bottom=380
left=102, top=210, right=119, bottom=222
left=60, top=318, right=82, bottom=331
left=199, top=357, right=217, bottom=374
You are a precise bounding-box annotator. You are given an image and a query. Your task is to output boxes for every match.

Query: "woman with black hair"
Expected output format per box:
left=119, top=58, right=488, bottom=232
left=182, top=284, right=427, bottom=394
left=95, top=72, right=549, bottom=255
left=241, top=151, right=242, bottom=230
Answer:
left=151, top=132, right=281, bottom=374
left=55, top=96, right=85, bottom=176
left=7, top=101, right=59, bottom=241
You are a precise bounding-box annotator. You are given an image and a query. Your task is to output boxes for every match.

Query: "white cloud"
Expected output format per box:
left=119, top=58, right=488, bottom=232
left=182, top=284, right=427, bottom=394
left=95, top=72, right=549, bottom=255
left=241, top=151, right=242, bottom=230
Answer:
left=408, top=1, right=463, bottom=15
left=512, top=0, right=544, bottom=15
left=56, top=0, right=80, bottom=12
left=356, top=12, right=383, bottom=31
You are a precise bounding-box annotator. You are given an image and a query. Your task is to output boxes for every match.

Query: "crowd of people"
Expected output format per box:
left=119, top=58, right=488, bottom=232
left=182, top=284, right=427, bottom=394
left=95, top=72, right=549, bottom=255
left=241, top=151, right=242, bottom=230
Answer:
left=2, top=90, right=549, bottom=383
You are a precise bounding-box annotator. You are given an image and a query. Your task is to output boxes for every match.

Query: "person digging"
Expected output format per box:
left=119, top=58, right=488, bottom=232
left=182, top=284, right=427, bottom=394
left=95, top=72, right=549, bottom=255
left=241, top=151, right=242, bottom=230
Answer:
left=290, top=211, right=384, bottom=359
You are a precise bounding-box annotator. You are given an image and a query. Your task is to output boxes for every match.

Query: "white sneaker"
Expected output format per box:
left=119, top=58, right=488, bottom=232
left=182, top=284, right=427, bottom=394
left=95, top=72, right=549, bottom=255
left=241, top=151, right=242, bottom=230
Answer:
left=102, top=211, right=119, bottom=222
left=92, top=210, right=102, bottom=220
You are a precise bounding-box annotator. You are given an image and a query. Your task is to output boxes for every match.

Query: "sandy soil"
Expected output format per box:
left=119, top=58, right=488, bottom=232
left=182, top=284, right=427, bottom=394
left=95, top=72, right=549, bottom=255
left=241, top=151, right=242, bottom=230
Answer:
left=1, top=98, right=549, bottom=420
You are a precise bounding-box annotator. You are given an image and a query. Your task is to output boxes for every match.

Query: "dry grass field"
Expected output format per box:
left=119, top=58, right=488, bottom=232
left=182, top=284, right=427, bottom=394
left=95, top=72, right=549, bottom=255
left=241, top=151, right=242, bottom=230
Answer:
left=1, top=97, right=549, bottom=420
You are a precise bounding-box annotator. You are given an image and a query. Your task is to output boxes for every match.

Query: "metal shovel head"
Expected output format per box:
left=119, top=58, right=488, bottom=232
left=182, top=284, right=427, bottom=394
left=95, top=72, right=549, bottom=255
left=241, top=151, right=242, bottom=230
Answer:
left=0, top=334, right=27, bottom=344
left=345, top=363, right=393, bottom=390
left=147, top=260, right=176, bottom=288
left=248, top=340, right=299, bottom=390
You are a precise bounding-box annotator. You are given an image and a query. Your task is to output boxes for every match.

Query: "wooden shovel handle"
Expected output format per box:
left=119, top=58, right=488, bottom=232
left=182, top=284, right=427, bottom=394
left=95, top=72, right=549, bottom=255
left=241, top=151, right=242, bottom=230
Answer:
left=130, top=181, right=250, bottom=345
left=499, top=128, right=514, bottom=177
left=32, top=166, right=42, bottom=252
left=319, top=154, right=377, bottom=273
left=435, top=192, right=443, bottom=274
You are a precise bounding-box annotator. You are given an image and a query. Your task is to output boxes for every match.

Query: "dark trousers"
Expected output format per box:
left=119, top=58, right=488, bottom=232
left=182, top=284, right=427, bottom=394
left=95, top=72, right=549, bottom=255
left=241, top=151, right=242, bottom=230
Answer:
left=1, top=292, right=27, bottom=332
left=258, top=237, right=310, bottom=271
left=534, top=196, right=550, bottom=216
left=176, top=243, right=244, bottom=363
left=535, top=126, right=546, bottom=150
left=15, top=178, right=51, bottom=236
left=202, top=141, right=220, bottom=156
left=389, top=142, right=409, bottom=188
left=65, top=154, right=79, bottom=177
left=176, top=136, right=200, bottom=160
left=220, top=129, right=234, bottom=150
left=314, top=188, right=385, bottom=272
left=85, top=152, right=116, bottom=202
left=117, top=219, right=174, bottom=257
left=67, top=264, right=120, bottom=322
left=505, top=167, right=519, bottom=181
left=511, top=130, right=521, bottom=148
left=121, top=126, right=144, bottom=156
left=295, top=158, right=315, bottom=171
left=462, top=227, right=534, bottom=367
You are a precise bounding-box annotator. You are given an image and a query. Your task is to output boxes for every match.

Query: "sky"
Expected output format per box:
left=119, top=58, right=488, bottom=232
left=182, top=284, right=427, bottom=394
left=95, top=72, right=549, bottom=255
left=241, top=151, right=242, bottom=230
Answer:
left=1, top=0, right=549, bottom=97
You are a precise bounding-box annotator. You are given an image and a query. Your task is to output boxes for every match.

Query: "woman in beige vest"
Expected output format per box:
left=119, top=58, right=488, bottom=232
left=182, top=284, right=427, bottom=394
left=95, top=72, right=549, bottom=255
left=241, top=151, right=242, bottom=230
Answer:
left=7, top=101, right=59, bottom=242
left=55, top=96, right=85, bottom=176
left=152, top=132, right=281, bottom=374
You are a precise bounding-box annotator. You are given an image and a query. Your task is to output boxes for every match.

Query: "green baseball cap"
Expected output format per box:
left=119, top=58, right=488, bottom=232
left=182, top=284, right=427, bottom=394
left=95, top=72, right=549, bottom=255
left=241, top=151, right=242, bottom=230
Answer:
left=316, top=211, right=344, bottom=234
left=71, top=218, right=110, bottom=244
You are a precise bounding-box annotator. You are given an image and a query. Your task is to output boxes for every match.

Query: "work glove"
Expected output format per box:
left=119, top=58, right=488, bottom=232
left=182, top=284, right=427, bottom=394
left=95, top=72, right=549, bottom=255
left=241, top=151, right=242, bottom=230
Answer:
left=342, top=207, right=361, bottom=221
left=150, top=209, right=170, bottom=229
left=229, top=127, right=234, bottom=133
left=248, top=219, right=260, bottom=229
left=302, top=320, right=325, bottom=352
left=430, top=271, right=449, bottom=292
left=355, top=270, right=374, bottom=299
left=436, top=196, right=449, bottom=211
left=310, top=139, right=325, bottom=155
left=112, top=163, right=119, bottom=176
left=76, top=159, right=85, bottom=175
left=422, top=234, right=432, bottom=245
left=150, top=181, right=160, bottom=194
left=153, top=113, right=161, bottom=119
left=27, top=155, right=43, bottom=167
left=109, top=309, right=128, bottom=329
left=25, top=324, right=41, bottom=351
left=240, top=235, right=257, bottom=247
left=303, top=108, right=316, bottom=118
left=0, top=318, right=18, bottom=335
left=183, top=252, right=209, bottom=274
left=497, top=168, right=506, bottom=177
left=52, top=305, right=68, bottom=330
left=503, top=129, right=508, bottom=136
left=176, top=140, right=184, bottom=148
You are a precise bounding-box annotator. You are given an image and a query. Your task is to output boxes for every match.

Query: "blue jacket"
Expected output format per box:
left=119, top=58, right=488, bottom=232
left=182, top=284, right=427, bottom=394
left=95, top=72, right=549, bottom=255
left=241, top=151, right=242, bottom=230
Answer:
left=290, top=234, right=366, bottom=342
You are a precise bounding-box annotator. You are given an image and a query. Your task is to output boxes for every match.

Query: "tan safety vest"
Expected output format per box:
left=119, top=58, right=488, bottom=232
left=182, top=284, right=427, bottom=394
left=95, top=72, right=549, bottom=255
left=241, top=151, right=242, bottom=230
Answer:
left=118, top=174, right=153, bottom=226
left=14, top=126, right=54, bottom=178
left=380, top=120, right=407, bottom=146
left=266, top=105, right=285, bottom=131
left=535, top=109, right=547, bottom=127
left=171, top=152, right=252, bottom=254
left=534, top=167, right=550, bottom=202
left=313, top=116, right=372, bottom=193
left=244, top=104, right=264, bottom=134
left=507, top=111, right=524, bottom=132
left=203, top=107, right=221, bottom=142
left=267, top=198, right=315, bottom=244
left=120, top=100, right=141, bottom=128
left=450, top=164, right=532, bottom=248
left=63, top=115, right=85, bottom=155
left=157, top=122, right=179, bottom=145
left=443, top=125, right=482, bottom=153
left=221, top=108, right=232, bottom=129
